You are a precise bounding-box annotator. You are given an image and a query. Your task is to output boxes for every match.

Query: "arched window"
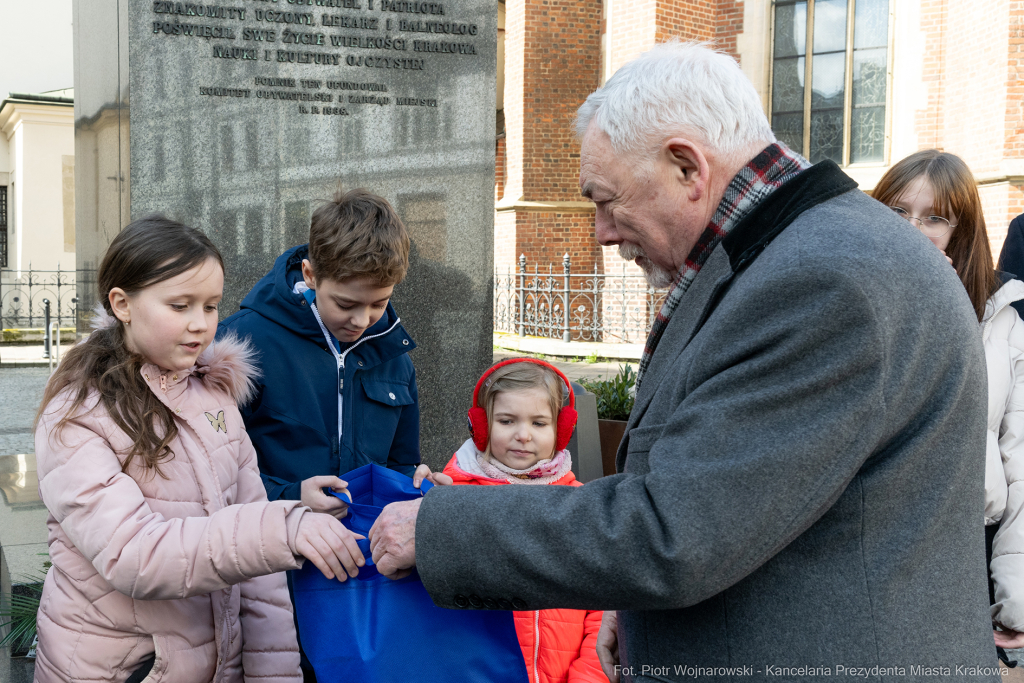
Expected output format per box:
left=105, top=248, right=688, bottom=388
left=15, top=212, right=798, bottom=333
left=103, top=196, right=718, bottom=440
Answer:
left=770, top=0, right=892, bottom=165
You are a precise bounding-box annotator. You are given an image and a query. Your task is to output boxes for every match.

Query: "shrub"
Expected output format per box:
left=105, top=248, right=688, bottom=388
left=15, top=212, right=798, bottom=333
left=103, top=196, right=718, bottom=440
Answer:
left=580, top=365, right=637, bottom=421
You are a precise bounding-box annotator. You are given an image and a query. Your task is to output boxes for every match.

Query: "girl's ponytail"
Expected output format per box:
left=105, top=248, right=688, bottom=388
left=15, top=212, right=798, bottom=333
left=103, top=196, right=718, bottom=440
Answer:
left=36, top=215, right=223, bottom=476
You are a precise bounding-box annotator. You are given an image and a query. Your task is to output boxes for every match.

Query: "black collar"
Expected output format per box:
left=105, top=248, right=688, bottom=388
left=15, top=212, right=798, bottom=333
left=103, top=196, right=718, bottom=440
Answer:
left=722, top=160, right=859, bottom=273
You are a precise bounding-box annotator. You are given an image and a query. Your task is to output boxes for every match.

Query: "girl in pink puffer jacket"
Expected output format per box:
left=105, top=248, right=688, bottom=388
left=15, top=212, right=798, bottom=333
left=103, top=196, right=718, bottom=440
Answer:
left=33, top=216, right=366, bottom=683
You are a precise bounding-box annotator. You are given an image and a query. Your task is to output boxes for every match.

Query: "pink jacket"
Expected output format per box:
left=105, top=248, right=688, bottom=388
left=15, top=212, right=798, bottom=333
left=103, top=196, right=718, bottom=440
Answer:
left=33, top=337, right=307, bottom=683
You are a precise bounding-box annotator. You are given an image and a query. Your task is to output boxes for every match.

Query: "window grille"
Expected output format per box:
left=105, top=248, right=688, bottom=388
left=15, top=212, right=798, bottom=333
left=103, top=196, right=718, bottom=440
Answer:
left=770, top=0, right=892, bottom=165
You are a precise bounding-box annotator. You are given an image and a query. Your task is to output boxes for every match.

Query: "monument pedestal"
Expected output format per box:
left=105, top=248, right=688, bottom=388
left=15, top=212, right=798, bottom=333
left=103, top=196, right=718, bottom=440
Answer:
left=75, top=0, right=497, bottom=467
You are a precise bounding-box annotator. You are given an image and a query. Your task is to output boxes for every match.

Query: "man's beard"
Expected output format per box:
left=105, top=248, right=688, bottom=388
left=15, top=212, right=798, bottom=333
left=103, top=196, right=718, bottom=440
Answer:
left=618, top=244, right=675, bottom=288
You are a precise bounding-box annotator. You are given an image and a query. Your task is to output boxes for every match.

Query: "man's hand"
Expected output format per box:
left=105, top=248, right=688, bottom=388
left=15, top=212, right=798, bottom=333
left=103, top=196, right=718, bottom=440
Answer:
left=412, top=464, right=453, bottom=488
left=368, top=498, right=422, bottom=580
left=597, top=611, right=620, bottom=683
left=994, top=627, right=1024, bottom=650
left=294, top=512, right=365, bottom=581
left=301, top=475, right=351, bottom=519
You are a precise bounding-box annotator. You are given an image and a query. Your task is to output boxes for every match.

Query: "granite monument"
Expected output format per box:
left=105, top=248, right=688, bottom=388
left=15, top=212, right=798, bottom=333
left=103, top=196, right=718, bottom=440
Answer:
left=73, top=0, right=497, bottom=466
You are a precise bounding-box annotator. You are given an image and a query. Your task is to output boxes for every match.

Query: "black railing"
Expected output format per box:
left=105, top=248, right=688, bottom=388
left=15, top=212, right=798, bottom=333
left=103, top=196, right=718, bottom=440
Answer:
left=0, top=267, right=79, bottom=329
left=494, top=254, right=668, bottom=343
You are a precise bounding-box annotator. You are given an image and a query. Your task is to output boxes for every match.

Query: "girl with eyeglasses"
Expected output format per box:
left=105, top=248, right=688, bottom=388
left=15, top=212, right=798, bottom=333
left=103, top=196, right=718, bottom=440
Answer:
left=874, top=150, right=1024, bottom=658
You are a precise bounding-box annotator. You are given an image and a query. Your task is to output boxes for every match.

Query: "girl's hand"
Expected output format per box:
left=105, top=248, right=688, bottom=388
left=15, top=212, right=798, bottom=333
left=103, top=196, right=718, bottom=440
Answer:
left=301, top=475, right=351, bottom=518
left=940, top=250, right=954, bottom=267
left=295, top=512, right=365, bottom=581
left=597, top=611, right=620, bottom=682
left=994, top=626, right=1024, bottom=650
left=412, top=464, right=453, bottom=488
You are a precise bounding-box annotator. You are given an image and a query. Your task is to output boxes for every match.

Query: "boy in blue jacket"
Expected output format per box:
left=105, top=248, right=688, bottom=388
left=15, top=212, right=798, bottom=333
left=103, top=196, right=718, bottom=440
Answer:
left=220, top=187, right=438, bottom=521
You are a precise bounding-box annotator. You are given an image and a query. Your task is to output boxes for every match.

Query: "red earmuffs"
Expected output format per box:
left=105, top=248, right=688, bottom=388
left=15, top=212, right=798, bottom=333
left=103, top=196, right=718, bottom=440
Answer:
left=468, top=358, right=578, bottom=453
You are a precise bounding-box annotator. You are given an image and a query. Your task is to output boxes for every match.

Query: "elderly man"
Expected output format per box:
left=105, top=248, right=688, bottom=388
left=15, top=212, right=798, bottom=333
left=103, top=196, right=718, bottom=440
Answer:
left=370, top=43, right=998, bottom=680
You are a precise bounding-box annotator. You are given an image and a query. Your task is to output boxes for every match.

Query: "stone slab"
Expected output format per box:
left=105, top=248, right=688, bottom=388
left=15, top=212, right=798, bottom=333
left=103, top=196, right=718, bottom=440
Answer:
left=75, top=0, right=498, bottom=469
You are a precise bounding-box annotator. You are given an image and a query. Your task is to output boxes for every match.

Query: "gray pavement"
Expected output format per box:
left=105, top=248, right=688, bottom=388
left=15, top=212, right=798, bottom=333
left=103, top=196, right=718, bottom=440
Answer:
left=0, top=367, right=49, bottom=455
left=493, top=349, right=636, bottom=384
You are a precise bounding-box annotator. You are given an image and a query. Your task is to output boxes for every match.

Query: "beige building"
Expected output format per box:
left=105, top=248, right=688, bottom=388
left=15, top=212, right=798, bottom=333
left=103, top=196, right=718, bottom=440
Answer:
left=0, top=90, right=76, bottom=275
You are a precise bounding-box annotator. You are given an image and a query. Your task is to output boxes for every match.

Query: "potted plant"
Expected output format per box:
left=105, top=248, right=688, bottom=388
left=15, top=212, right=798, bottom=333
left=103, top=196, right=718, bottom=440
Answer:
left=580, top=365, right=636, bottom=476
left=1, top=556, right=49, bottom=662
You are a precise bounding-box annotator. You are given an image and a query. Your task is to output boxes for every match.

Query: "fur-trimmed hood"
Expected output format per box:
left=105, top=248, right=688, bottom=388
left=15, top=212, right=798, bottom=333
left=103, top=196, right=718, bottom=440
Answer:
left=195, top=334, right=261, bottom=406
left=90, top=303, right=260, bottom=406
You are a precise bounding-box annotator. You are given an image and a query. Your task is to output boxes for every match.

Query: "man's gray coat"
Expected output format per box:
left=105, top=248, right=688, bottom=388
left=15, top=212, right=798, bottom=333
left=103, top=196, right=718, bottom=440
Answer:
left=416, top=162, right=999, bottom=681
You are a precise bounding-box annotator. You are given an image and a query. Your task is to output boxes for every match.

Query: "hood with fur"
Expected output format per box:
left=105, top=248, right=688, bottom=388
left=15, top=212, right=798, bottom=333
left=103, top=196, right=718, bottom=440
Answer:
left=89, top=302, right=260, bottom=406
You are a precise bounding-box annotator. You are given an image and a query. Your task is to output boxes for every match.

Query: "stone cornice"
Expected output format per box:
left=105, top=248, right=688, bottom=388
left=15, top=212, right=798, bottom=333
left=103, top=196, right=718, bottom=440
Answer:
left=0, top=100, right=74, bottom=138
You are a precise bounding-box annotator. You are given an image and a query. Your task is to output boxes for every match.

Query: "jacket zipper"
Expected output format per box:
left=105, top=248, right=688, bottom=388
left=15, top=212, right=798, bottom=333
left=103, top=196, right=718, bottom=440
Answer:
left=533, top=610, right=540, bottom=683
left=309, top=301, right=403, bottom=443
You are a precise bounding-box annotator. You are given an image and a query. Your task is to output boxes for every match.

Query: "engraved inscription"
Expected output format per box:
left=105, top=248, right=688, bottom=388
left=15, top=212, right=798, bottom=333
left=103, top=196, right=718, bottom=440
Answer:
left=321, top=14, right=379, bottom=29
left=148, top=0, right=486, bottom=114
left=153, top=2, right=246, bottom=19
left=154, top=22, right=238, bottom=38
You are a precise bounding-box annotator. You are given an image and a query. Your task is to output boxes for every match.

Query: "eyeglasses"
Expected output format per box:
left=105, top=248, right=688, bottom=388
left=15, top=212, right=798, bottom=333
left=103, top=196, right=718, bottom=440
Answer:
left=889, top=206, right=957, bottom=238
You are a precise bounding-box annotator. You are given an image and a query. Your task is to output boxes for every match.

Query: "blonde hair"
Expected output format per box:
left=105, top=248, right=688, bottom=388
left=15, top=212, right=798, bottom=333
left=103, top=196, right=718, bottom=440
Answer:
left=478, top=362, right=564, bottom=447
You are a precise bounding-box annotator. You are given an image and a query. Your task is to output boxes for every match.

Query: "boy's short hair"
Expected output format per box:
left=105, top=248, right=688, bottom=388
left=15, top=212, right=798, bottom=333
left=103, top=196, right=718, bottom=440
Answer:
left=308, top=187, right=411, bottom=286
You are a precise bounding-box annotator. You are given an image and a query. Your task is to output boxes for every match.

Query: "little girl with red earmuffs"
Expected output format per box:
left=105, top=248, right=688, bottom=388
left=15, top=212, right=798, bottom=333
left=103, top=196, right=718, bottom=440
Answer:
left=442, top=358, right=606, bottom=683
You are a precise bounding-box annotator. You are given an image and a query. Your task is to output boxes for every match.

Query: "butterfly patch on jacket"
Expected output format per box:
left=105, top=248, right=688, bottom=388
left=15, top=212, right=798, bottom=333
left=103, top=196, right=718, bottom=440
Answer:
left=205, top=411, right=227, bottom=433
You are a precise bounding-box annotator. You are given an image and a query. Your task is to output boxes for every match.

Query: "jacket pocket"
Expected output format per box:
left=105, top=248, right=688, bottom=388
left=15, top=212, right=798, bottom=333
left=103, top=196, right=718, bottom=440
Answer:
left=623, top=422, right=666, bottom=474
left=357, top=380, right=414, bottom=464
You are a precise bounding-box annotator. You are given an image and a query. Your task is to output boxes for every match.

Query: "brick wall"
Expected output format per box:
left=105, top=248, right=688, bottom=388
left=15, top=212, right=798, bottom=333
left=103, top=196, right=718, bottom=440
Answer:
left=654, top=0, right=715, bottom=45
left=715, top=0, right=744, bottom=60
left=519, top=0, right=603, bottom=201
left=495, top=135, right=506, bottom=201
left=912, top=0, right=1024, bottom=258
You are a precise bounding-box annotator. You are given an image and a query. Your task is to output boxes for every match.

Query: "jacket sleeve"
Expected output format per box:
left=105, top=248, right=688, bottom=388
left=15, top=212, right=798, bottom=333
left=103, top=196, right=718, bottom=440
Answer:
left=386, top=366, right=421, bottom=477
left=36, top=407, right=306, bottom=601
left=234, top=429, right=304, bottom=683
left=568, top=610, right=606, bottom=683
left=989, top=309, right=1024, bottom=631
left=415, top=266, right=892, bottom=611
left=1000, top=215, right=1024, bottom=280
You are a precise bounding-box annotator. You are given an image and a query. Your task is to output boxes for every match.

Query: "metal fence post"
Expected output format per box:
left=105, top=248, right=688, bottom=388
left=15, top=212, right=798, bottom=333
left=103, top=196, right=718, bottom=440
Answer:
left=27, top=262, right=34, bottom=328
left=562, top=253, right=571, bottom=343
left=517, top=254, right=526, bottom=337
left=42, top=298, right=52, bottom=359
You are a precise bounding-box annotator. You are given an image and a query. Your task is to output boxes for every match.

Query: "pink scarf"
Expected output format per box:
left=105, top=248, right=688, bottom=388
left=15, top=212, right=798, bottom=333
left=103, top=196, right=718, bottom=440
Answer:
left=476, top=448, right=572, bottom=485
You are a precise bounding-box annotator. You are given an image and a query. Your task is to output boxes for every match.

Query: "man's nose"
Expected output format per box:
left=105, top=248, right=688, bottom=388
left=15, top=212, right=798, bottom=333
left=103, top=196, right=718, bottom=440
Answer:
left=594, top=210, right=620, bottom=246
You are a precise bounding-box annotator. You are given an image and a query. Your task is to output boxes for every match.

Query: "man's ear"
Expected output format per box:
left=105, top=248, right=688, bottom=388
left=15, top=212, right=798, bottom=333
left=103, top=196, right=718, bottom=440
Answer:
left=663, top=138, right=709, bottom=201
left=109, top=288, right=131, bottom=323
left=301, top=259, right=318, bottom=291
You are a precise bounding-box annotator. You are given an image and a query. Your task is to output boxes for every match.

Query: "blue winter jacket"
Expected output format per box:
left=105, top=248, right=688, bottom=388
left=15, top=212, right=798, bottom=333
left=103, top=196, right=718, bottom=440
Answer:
left=218, top=244, right=420, bottom=502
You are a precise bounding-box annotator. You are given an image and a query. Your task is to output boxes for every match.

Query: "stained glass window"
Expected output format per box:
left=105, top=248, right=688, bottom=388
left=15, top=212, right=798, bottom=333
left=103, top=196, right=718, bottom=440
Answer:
left=770, top=0, right=890, bottom=165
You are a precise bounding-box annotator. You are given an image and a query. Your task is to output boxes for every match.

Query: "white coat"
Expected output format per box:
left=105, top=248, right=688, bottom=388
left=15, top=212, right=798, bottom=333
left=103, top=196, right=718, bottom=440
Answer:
left=984, top=278, right=1024, bottom=631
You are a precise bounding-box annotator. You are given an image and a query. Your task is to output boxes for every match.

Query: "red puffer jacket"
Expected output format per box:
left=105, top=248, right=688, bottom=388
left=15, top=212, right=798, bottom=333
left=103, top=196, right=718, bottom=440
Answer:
left=443, top=444, right=606, bottom=683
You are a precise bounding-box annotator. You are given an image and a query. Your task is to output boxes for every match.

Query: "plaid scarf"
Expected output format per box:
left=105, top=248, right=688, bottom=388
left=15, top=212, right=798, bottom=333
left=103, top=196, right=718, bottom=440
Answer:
left=635, top=143, right=812, bottom=390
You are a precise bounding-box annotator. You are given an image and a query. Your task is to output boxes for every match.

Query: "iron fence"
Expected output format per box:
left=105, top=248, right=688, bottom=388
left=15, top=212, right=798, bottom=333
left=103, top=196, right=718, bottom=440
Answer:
left=0, top=267, right=80, bottom=329
left=494, top=254, right=669, bottom=344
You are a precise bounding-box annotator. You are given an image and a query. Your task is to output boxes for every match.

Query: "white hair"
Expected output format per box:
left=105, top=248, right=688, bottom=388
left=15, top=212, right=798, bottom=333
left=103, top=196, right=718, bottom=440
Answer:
left=576, top=42, right=775, bottom=159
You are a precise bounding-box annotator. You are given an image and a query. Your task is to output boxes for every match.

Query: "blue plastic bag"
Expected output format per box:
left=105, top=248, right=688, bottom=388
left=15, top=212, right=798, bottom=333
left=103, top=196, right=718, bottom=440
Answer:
left=292, top=464, right=530, bottom=683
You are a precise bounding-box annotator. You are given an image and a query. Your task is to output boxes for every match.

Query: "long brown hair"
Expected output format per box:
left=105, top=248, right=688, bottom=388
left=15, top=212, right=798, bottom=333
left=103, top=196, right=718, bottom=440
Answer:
left=872, top=149, right=997, bottom=321
left=37, top=215, right=224, bottom=475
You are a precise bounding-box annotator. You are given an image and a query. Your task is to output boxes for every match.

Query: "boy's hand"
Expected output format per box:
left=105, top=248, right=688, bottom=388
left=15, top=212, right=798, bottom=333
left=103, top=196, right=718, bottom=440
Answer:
left=301, top=475, right=351, bottom=518
left=295, top=512, right=365, bottom=581
left=412, top=464, right=453, bottom=488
